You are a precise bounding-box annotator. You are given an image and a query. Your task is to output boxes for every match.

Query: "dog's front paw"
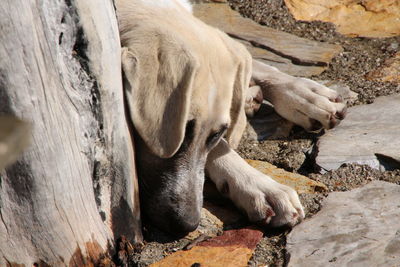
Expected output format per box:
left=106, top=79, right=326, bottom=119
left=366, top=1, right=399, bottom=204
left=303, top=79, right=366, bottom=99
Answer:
left=229, top=175, right=305, bottom=228
left=259, top=76, right=347, bottom=131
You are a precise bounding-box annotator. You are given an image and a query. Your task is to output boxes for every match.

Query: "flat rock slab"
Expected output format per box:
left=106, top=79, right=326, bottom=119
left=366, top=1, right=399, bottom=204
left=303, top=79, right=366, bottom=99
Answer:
left=193, top=2, right=342, bottom=77
left=316, top=94, right=400, bottom=171
left=287, top=181, right=400, bottom=266
left=246, top=159, right=327, bottom=194
left=151, top=228, right=263, bottom=267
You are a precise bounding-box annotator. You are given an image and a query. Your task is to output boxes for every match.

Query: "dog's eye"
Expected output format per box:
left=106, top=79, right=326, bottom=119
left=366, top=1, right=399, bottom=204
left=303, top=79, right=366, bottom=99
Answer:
left=206, top=124, right=228, bottom=149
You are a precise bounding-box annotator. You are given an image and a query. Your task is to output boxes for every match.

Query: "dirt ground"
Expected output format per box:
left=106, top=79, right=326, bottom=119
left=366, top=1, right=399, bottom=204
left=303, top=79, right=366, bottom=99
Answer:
left=120, top=1, right=400, bottom=266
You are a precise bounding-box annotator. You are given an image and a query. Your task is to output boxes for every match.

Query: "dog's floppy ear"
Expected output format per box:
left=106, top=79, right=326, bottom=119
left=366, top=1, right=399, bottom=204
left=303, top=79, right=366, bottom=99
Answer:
left=121, top=43, right=198, bottom=158
left=225, top=40, right=253, bottom=149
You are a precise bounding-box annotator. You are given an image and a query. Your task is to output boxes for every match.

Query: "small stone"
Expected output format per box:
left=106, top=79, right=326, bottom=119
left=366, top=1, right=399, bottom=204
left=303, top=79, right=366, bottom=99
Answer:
left=186, top=208, right=223, bottom=240
left=388, top=42, right=399, bottom=52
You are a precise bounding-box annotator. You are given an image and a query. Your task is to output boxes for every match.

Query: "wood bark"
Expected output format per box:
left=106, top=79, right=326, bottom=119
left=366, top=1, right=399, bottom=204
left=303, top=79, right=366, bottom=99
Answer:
left=0, top=0, right=142, bottom=266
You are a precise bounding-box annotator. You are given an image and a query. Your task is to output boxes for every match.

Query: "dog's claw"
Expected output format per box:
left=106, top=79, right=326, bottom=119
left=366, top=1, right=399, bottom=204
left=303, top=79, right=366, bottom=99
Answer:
left=257, top=207, right=275, bottom=225
left=329, top=115, right=337, bottom=129
left=331, top=95, right=343, bottom=103
left=335, top=106, right=347, bottom=120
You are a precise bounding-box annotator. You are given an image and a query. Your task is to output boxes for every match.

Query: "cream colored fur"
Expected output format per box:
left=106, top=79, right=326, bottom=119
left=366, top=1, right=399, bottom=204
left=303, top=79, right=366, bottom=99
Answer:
left=117, top=0, right=346, bottom=228
left=117, top=0, right=248, bottom=158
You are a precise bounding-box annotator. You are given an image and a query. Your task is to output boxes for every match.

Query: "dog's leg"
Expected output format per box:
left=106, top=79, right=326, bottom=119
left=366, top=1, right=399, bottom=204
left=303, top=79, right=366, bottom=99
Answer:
left=250, top=60, right=347, bottom=130
left=206, top=139, right=305, bottom=227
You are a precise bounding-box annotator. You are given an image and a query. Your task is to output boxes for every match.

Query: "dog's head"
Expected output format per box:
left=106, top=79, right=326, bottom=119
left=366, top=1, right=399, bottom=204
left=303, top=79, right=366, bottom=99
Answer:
left=121, top=14, right=251, bottom=236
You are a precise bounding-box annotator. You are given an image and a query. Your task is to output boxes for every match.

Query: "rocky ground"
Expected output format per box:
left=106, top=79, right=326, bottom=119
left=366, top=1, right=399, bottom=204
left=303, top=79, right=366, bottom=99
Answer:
left=231, top=0, right=400, bottom=265
left=229, top=0, right=400, bottom=105
left=116, top=1, right=400, bottom=266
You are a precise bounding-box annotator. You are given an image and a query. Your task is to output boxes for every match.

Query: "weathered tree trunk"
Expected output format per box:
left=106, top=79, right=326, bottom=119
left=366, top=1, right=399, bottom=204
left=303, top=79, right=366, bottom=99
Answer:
left=0, top=0, right=142, bottom=266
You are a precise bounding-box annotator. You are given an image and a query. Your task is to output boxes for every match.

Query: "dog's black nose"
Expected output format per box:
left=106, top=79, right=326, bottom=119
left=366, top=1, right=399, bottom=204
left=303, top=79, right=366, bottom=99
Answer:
left=167, top=215, right=200, bottom=236
left=158, top=210, right=200, bottom=237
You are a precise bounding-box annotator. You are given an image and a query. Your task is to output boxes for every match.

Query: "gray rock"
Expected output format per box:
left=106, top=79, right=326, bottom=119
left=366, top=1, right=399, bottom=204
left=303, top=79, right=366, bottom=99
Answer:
left=316, top=94, right=400, bottom=171
left=245, top=102, right=294, bottom=141
left=287, top=181, right=400, bottom=267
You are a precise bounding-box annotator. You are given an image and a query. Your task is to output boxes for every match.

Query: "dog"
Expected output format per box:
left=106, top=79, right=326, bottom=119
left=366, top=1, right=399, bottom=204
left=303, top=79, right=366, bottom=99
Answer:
left=116, top=0, right=347, bottom=235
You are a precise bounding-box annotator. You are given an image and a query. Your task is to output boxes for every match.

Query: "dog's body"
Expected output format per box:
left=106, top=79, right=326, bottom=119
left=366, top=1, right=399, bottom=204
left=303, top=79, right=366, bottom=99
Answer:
left=116, top=0, right=346, bottom=235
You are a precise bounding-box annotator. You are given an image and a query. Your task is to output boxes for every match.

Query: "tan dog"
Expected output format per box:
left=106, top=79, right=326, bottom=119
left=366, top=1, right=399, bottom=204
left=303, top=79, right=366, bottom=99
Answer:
left=116, top=0, right=346, bottom=235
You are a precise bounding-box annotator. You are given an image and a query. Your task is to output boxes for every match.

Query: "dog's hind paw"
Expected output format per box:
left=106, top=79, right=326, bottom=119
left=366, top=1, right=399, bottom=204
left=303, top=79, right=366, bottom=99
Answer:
left=260, top=76, right=347, bottom=131
left=252, top=60, right=347, bottom=131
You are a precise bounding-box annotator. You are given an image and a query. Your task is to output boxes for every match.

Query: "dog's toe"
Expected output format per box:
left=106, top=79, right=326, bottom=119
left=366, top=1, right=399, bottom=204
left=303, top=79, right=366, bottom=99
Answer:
left=245, top=85, right=263, bottom=117
left=268, top=185, right=304, bottom=228
left=331, top=95, right=343, bottom=103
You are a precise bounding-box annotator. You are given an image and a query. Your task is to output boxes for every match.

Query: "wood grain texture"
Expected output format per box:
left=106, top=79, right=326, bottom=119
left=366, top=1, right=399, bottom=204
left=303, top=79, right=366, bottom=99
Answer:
left=0, top=0, right=142, bottom=265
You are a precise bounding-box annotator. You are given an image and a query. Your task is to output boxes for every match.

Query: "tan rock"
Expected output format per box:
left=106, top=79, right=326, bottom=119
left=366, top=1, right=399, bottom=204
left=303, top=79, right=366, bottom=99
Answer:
left=366, top=52, right=400, bottom=84
left=203, top=201, right=245, bottom=226
left=151, top=246, right=252, bottom=267
left=284, top=0, right=400, bottom=38
left=245, top=159, right=328, bottom=193
left=151, top=228, right=263, bottom=267
left=186, top=208, right=224, bottom=240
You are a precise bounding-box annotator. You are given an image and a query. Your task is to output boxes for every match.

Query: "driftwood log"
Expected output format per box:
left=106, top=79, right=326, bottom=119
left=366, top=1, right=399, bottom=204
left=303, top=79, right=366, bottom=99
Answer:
left=0, top=0, right=142, bottom=266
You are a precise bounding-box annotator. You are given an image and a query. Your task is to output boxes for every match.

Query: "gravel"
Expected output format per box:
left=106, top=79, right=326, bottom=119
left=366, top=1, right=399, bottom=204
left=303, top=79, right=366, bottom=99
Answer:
left=229, top=0, right=400, bottom=106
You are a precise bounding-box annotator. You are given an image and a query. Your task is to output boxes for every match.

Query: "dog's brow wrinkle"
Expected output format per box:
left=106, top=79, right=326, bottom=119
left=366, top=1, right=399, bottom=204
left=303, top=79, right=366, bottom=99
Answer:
left=220, top=123, right=229, bottom=132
